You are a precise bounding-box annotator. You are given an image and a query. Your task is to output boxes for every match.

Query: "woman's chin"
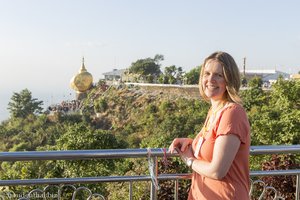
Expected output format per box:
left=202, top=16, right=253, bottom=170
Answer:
left=205, top=93, right=223, bottom=101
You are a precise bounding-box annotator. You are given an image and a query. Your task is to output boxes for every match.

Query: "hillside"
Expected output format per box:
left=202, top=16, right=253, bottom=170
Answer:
left=81, top=84, right=208, bottom=148
left=0, top=79, right=299, bottom=199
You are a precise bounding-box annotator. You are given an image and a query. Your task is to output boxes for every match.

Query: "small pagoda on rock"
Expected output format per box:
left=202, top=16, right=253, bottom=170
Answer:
left=70, top=57, right=93, bottom=100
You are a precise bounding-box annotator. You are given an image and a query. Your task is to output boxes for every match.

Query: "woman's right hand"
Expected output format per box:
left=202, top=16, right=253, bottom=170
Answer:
left=169, top=138, right=193, bottom=153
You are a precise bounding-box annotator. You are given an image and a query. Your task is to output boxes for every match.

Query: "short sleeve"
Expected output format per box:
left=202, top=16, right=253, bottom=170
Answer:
left=215, top=104, right=250, bottom=144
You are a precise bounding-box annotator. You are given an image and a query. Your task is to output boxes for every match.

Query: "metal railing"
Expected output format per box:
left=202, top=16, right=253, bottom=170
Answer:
left=0, top=145, right=299, bottom=200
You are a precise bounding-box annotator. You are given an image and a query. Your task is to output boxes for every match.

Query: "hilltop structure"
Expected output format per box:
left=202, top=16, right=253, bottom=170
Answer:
left=70, top=57, right=93, bottom=100
left=242, top=69, right=290, bottom=87
left=102, top=68, right=127, bottom=85
left=104, top=68, right=292, bottom=86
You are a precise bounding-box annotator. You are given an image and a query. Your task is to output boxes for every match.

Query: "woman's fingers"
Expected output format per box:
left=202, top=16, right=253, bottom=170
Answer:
left=168, top=140, right=178, bottom=153
left=180, top=142, right=190, bottom=152
left=168, top=144, right=174, bottom=153
left=169, top=138, right=192, bottom=153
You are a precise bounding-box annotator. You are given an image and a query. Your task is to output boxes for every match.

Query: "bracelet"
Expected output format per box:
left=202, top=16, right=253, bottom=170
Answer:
left=186, top=158, right=194, bottom=169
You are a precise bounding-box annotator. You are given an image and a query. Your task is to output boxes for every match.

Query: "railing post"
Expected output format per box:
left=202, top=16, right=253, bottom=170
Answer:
left=296, top=174, right=300, bottom=200
left=174, top=179, right=179, bottom=200
left=150, top=156, right=158, bottom=200
left=129, top=181, right=133, bottom=200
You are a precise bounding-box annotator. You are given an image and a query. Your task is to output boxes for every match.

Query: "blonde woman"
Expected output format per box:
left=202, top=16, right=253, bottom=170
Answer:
left=169, top=51, right=250, bottom=200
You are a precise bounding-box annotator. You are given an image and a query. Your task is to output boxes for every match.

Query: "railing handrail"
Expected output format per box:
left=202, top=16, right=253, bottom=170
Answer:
left=0, top=145, right=299, bottom=161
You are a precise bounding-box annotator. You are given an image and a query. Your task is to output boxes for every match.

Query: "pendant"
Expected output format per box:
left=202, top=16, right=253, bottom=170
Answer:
left=194, top=137, right=204, bottom=158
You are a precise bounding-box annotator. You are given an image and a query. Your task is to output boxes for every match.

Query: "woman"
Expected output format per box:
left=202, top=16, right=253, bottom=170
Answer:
left=169, top=51, right=251, bottom=200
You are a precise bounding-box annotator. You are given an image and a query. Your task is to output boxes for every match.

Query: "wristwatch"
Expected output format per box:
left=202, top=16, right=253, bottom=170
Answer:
left=186, top=158, right=194, bottom=169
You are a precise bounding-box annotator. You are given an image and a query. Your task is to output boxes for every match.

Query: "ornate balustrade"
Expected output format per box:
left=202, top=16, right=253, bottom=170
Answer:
left=0, top=145, right=299, bottom=200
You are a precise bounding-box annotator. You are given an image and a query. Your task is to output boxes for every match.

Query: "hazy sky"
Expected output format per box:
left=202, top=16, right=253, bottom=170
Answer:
left=1, top=0, right=300, bottom=121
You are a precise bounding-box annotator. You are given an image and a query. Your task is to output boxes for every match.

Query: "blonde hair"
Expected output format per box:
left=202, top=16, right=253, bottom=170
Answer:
left=199, top=51, right=242, bottom=104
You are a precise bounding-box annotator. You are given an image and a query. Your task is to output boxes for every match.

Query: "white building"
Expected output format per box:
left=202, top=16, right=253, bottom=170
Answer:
left=102, top=69, right=127, bottom=81
left=242, top=69, right=290, bottom=84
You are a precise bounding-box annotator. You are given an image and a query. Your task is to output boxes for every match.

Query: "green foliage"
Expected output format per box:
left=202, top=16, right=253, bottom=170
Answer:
left=57, top=123, right=124, bottom=150
left=52, top=123, right=126, bottom=195
left=184, top=65, right=201, bottom=85
left=94, top=98, right=108, bottom=113
left=128, top=54, right=163, bottom=77
left=240, top=76, right=267, bottom=111
left=139, top=99, right=208, bottom=148
left=0, top=114, right=62, bottom=151
left=241, top=77, right=300, bottom=145
left=158, top=65, right=183, bottom=84
left=0, top=77, right=299, bottom=198
left=7, top=89, right=44, bottom=118
left=270, top=77, right=300, bottom=110
left=0, top=121, right=127, bottom=197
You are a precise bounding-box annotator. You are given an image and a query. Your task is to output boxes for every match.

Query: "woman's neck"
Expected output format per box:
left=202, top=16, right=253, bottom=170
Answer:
left=210, top=100, right=226, bottom=113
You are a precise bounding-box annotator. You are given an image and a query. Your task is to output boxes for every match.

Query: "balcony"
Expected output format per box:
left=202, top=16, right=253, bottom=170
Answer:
left=0, top=145, right=299, bottom=200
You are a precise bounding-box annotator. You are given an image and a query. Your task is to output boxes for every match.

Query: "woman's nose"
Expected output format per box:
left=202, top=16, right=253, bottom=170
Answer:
left=207, top=74, right=215, bottom=82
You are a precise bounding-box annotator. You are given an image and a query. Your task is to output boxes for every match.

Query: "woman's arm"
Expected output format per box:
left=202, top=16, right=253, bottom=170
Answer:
left=181, top=134, right=240, bottom=180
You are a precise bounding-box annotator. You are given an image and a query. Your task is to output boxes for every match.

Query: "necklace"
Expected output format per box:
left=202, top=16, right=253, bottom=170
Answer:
left=194, top=102, right=226, bottom=158
left=203, top=102, right=226, bottom=134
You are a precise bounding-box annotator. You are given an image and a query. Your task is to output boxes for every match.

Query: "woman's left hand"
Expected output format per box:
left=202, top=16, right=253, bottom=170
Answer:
left=176, top=145, right=195, bottom=166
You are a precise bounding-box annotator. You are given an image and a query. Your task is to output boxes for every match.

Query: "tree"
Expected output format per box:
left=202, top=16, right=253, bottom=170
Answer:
left=242, top=77, right=300, bottom=145
left=270, top=77, right=300, bottom=110
left=7, top=89, right=43, bottom=118
left=128, top=54, right=163, bottom=80
left=240, top=76, right=266, bottom=111
left=159, top=65, right=183, bottom=84
left=183, top=66, right=201, bottom=85
left=1, top=80, right=299, bottom=199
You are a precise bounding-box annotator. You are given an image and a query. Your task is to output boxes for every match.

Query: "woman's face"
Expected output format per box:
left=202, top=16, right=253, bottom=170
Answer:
left=202, top=60, right=227, bottom=102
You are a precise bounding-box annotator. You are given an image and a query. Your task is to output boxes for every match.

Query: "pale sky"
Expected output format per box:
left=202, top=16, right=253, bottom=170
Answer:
left=1, top=0, right=300, bottom=121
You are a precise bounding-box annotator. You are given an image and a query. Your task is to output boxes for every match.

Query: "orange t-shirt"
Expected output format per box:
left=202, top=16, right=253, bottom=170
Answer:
left=188, top=103, right=251, bottom=200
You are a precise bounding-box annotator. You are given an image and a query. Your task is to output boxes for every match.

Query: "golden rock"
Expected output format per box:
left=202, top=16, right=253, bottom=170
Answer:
left=70, top=57, right=93, bottom=92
